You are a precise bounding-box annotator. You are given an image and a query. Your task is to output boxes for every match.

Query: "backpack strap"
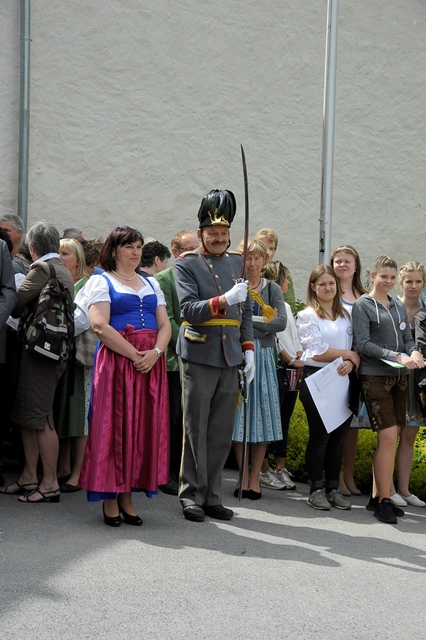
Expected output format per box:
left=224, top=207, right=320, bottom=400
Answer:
left=47, top=261, right=57, bottom=280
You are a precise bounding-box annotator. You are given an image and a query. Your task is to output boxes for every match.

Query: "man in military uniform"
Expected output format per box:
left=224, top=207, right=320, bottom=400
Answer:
left=175, top=189, right=255, bottom=522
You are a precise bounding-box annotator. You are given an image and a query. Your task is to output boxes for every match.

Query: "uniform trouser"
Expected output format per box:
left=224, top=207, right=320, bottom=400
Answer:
left=167, top=371, right=183, bottom=482
left=179, top=360, right=239, bottom=508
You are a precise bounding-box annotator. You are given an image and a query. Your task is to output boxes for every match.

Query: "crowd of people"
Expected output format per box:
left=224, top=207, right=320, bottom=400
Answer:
left=0, top=198, right=425, bottom=527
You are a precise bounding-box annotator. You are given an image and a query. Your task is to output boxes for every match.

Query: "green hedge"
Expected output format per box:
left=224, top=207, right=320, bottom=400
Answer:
left=284, top=399, right=426, bottom=500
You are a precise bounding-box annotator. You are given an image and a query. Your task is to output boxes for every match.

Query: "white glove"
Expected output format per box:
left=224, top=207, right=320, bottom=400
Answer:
left=243, top=350, right=255, bottom=384
left=225, top=281, right=248, bottom=306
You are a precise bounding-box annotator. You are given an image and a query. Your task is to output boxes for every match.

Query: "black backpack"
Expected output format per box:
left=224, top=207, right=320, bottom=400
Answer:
left=20, top=262, right=75, bottom=364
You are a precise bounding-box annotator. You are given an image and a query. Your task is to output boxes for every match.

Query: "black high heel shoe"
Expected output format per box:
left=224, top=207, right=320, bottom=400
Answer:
left=103, top=502, right=121, bottom=527
left=233, top=487, right=249, bottom=499
left=118, top=499, right=143, bottom=526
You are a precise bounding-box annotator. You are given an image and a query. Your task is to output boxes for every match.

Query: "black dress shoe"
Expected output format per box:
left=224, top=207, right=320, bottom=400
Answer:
left=102, top=502, right=121, bottom=527
left=159, top=478, right=179, bottom=496
left=118, top=501, right=143, bottom=526
left=203, top=505, right=234, bottom=520
left=183, top=505, right=205, bottom=522
left=60, top=483, right=81, bottom=493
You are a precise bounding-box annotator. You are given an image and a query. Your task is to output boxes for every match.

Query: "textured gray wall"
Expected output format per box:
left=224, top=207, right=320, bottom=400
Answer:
left=1, top=1, right=425, bottom=299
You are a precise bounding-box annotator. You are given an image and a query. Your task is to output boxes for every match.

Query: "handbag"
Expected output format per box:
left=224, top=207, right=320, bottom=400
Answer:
left=75, top=327, right=98, bottom=367
left=276, top=359, right=290, bottom=393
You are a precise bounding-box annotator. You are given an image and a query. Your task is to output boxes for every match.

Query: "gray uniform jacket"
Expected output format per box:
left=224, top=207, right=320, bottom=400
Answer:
left=175, top=248, right=254, bottom=368
left=252, top=280, right=287, bottom=347
left=352, top=293, right=415, bottom=375
left=0, top=240, right=18, bottom=363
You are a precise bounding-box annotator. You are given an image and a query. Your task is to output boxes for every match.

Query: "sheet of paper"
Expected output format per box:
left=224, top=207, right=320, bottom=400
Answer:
left=378, top=358, right=405, bottom=369
left=305, top=357, right=352, bottom=433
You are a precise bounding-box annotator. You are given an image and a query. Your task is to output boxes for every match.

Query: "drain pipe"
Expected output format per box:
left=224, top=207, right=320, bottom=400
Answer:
left=18, top=0, right=31, bottom=232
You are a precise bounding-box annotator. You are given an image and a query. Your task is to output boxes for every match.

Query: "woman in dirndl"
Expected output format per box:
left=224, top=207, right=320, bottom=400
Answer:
left=78, top=226, right=171, bottom=527
left=232, top=239, right=287, bottom=499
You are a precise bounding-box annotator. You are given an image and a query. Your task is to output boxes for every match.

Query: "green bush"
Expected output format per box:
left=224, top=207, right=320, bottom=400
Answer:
left=284, top=399, right=426, bottom=500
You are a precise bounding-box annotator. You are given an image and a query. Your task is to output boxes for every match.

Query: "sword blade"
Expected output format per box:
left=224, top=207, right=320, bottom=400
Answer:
left=238, top=144, right=250, bottom=500
left=240, top=144, right=249, bottom=279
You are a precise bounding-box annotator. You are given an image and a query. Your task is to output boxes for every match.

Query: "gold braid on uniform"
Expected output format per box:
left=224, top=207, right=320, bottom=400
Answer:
left=247, top=286, right=275, bottom=322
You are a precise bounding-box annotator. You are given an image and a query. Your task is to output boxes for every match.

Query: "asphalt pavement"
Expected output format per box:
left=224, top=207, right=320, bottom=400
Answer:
left=1, top=469, right=426, bottom=640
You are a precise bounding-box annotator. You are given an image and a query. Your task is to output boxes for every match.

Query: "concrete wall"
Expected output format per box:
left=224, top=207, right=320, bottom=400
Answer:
left=1, top=1, right=425, bottom=299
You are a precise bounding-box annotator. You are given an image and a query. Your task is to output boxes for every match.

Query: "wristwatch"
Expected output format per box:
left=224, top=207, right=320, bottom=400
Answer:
left=154, top=347, right=163, bottom=357
left=287, top=357, right=295, bottom=366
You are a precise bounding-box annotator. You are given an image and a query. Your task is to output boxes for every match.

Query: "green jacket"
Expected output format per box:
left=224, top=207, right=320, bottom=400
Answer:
left=154, top=266, right=180, bottom=372
left=284, top=272, right=296, bottom=313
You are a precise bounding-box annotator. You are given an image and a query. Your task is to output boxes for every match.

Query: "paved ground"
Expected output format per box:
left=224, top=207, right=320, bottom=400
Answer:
left=1, top=468, right=426, bottom=640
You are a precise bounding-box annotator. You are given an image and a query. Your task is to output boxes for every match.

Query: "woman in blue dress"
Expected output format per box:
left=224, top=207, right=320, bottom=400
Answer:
left=79, top=226, right=171, bottom=527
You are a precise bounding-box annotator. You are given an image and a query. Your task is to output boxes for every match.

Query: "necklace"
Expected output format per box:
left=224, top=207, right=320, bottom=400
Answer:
left=341, top=284, right=352, bottom=291
left=250, top=277, right=262, bottom=290
left=112, top=270, right=137, bottom=281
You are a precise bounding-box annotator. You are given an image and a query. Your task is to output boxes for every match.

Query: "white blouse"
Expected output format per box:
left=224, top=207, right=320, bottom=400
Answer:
left=296, top=306, right=353, bottom=368
left=84, top=273, right=166, bottom=307
left=276, top=302, right=302, bottom=359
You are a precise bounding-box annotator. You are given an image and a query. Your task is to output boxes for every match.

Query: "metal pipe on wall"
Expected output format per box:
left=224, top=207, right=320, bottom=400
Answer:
left=18, top=0, right=31, bottom=232
left=318, top=0, right=339, bottom=264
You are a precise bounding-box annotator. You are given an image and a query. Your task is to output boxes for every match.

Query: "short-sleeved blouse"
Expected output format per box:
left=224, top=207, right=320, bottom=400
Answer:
left=84, top=273, right=166, bottom=332
left=296, top=306, right=353, bottom=368
left=84, top=273, right=166, bottom=306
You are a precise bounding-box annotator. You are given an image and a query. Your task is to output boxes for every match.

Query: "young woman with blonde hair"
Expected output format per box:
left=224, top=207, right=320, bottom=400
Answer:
left=389, top=261, right=426, bottom=507
left=352, top=256, right=424, bottom=523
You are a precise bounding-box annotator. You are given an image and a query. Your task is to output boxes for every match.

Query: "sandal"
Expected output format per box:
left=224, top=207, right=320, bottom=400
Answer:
left=0, top=480, right=39, bottom=496
left=18, top=487, right=60, bottom=503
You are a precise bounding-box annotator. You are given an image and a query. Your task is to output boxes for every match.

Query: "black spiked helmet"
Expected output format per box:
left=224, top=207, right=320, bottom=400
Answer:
left=197, top=189, right=236, bottom=229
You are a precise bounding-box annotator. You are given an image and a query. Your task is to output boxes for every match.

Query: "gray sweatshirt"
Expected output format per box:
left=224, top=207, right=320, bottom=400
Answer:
left=352, top=293, right=415, bottom=375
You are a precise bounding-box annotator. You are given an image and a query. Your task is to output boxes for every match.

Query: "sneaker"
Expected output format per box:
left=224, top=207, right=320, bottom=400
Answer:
left=374, top=498, right=397, bottom=524
left=326, top=489, right=351, bottom=510
left=259, top=470, right=286, bottom=490
left=401, top=493, right=426, bottom=508
left=273, top=468, right=296, bottom=490
left=366, top=494, right=405, bottom=517
left=307, top=488, right=331, bottom=510
left=390, top=493, right=407, bottom=507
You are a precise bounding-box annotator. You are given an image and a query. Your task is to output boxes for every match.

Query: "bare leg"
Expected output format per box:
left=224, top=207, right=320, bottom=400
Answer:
left=57, top=438, right=71, bottom=478
left=233, top=442, right=250, bottom=490
left=397, top=426, right=419, bottom=496
left=374, top=426, right=398, bottom=501
left=36, top=421, right=59, bottom=491
left=260, top=457, right=269, bottom=473
left=104, top=497, right=119, bottom=518
left=118, top=491, right=137, bottom=516
left=248, top=443, right=268, bottom=493
left=342, top=429, right=359, bottom=490
left=18, top=421, right=60, bottom=502
left=5, top=426, right=40, bottom=492
left=275, top=456, right=286, bottom=471
left=68, top=435, right=88, bottom=486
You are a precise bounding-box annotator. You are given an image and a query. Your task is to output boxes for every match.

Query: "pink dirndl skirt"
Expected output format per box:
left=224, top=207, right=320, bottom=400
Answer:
left=79, top=326, right=169, bottom=498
